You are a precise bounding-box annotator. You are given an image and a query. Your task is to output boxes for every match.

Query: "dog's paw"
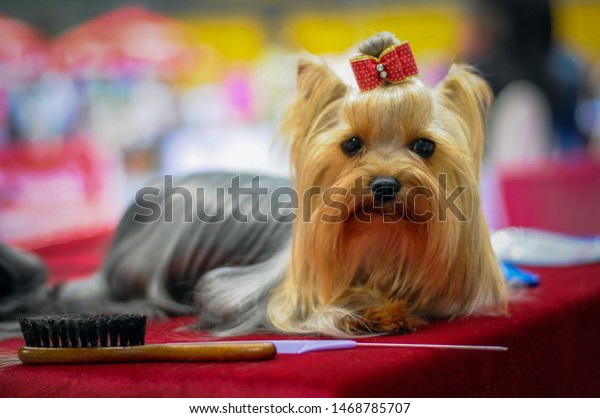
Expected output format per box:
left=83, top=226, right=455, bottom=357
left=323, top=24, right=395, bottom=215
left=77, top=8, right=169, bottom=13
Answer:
left=342, top=299, right=425, bottom=335
left=364, top=300, right=425, bottom=334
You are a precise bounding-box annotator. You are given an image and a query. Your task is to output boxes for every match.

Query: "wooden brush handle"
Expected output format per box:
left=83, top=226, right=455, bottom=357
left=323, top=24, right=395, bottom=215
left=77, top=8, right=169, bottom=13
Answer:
left=18, top=342, right=276, bottom=365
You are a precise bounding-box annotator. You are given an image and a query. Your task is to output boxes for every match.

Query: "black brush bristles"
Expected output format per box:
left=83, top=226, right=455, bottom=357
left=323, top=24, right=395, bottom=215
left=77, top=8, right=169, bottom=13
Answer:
left=18, top=314, right=148, bottom=348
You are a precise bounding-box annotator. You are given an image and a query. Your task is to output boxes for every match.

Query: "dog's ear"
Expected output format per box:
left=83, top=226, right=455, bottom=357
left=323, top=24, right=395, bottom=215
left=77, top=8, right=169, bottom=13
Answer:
left=281, top=56, right=348, bottom=162
left=296, top=56, right=348, bottom=106
left=435, top=64, right=492, bottom=175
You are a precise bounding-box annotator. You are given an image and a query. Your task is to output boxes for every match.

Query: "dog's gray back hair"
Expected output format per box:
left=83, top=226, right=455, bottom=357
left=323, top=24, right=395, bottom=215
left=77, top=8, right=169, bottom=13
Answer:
left=0, top=172, right=293, bottom=339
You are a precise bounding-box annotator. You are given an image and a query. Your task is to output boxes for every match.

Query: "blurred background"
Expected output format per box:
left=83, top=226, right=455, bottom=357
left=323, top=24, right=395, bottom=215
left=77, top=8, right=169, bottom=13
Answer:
left=1, top=0, right=599, bottom=249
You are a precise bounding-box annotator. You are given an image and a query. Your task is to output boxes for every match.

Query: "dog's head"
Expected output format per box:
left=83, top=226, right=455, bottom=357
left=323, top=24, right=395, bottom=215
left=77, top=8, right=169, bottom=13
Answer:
left=272, top=32, right=506, bottom=334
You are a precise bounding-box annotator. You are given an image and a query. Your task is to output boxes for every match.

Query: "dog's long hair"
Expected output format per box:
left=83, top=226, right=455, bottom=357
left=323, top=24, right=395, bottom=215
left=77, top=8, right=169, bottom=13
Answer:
left=0, top=32, right=506, bottom=338
left=263, top=32, right=506, bottom=335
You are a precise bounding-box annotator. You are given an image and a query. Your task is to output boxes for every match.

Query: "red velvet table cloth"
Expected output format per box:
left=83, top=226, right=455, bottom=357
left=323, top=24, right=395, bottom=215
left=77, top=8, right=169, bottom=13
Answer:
left=1, top=232, right=600, bottom=397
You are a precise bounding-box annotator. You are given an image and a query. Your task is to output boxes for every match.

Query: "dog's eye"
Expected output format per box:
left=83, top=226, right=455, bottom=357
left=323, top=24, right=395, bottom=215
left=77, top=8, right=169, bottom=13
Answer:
left=341, top=137, right=363, bottom=156
left=409, top=138, right=435, bottom=159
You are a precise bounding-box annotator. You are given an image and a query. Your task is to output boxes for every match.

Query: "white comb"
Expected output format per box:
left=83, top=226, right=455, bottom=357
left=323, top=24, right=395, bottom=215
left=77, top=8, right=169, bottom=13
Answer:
left=268, top=340, right=508, bottom=354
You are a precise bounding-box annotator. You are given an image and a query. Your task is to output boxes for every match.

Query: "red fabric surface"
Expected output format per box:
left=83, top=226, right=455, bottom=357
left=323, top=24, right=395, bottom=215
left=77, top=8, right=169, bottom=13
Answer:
left=499, top=157, right=600, bottom=235
left=1, top=232, right=600, bottom=397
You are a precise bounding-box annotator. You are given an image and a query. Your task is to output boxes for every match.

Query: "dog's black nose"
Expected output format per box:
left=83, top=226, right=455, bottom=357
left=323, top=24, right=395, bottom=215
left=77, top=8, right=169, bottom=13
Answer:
left=371, top=177, right=401, bottom=203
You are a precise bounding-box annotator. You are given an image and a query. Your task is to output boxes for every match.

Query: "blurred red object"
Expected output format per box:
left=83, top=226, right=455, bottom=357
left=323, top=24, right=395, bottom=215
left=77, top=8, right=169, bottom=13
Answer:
left=0, top=138, right=122, bottom=250
left=0, top=13, right=48, bottom=82
left=499, top=157, right=600, bottom=236
left=50, top=6, right=198, bottom=79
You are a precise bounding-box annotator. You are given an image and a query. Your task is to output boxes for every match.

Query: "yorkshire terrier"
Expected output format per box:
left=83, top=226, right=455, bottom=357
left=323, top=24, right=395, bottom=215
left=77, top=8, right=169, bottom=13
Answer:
left=0, top=32, right=507, bottom=337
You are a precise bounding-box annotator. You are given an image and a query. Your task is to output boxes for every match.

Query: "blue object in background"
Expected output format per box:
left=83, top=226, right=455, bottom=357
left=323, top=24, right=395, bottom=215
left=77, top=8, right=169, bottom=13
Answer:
left=500, top=260, right=539, bottom=288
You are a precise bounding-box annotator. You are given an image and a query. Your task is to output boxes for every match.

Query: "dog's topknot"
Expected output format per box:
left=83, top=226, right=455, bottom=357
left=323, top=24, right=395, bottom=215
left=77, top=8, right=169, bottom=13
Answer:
left=356, top=32, right=402, bottom=88
left=356, top=32, right=401, bottom=57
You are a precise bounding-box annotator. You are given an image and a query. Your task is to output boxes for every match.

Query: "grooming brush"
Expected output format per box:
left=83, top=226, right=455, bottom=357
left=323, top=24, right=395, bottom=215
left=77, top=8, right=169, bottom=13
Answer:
left=17, top=314, right=276, bottom=365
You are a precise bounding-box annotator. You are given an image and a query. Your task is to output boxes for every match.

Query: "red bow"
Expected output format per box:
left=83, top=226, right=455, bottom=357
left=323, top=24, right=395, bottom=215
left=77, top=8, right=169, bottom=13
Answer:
left=350, top=42, right=418, bottom=91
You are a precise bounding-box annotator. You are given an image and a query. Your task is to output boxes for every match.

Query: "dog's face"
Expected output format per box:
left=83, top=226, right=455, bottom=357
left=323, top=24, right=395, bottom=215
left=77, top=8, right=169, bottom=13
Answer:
left=306, top=78, right=467, bottom=279
left=271, top=53, right=506, bottom=335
